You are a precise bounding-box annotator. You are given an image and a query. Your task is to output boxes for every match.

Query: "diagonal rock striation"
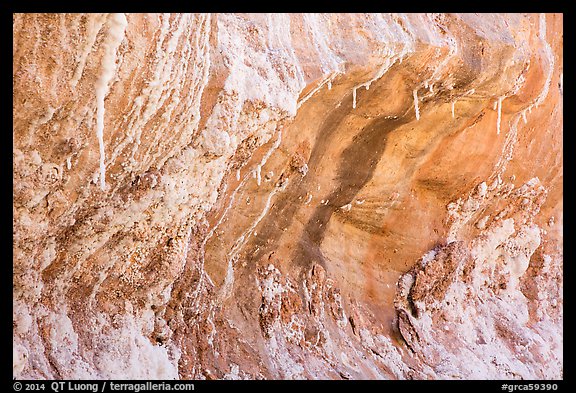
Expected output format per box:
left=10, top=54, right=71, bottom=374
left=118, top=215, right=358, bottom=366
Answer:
left=13, top=13, right=562, bottom=379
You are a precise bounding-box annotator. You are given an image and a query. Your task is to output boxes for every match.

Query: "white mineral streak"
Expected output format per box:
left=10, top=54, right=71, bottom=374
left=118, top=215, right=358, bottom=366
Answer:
left=297, top=71, right=339, bottom=109
left=451, top=101, right=455, bottom=118
left=426, top=22, right=458, bottom=86
left=413, top=89, right=420, bottom=120
left=70, top=14, right=107, bottom=88
left=109, top=16, right=162, bottom=164
left=204, top=170, right=252, bottom=251
left=348, top=43, right=408, bottom=112
left=259, top=130, right=283, bottom=169
left=534, top=13, right=554, bottom=108
left=498, top=115, right=521, bottom=172
left=219, top=130, right=283, bottom=300
left=476, top=215, right=490, bottom=229
left=221, top=187, right=280, bottom=301
left=137, top=14, right=209, bottom=171
left=496, top=96, right=503, bottom=135
left=256, top=166, right=262, bottom=186
left=492, top=62, right=532, bottom=178
left=94, top=13, right=127, bottom=191
left=420, top=249, right=437, bottom=267
left=266, top=13, right=307, bottom=90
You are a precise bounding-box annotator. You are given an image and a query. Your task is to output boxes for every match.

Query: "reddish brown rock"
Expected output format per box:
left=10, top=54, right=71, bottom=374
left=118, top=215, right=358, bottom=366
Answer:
left=13, top=13, right=562, bottom=379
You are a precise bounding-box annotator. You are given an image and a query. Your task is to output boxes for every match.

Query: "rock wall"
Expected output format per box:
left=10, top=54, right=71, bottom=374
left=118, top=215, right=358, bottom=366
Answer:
left=13, top=13, right=562, bottom=379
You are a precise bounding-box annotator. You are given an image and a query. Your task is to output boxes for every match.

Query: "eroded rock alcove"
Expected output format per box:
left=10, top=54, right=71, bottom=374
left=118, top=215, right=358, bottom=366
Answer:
left=13, top=13, right=562, bottom=379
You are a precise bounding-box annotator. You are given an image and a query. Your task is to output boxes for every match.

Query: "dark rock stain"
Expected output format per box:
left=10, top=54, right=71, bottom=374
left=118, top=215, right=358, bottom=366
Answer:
left=242, top=90, right=353, bottom=266
left=243, top=88, right=413, bottom=283
left=292, top=115, right=410, bottom=274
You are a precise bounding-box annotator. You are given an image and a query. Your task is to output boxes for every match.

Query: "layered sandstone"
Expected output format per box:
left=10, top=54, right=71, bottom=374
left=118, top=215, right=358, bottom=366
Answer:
left=13, top=13, right=562, bottom=379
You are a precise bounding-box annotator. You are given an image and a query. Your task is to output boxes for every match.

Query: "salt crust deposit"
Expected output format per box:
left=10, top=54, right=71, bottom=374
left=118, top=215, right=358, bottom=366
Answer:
left=13, top=13, right=562, bottom=379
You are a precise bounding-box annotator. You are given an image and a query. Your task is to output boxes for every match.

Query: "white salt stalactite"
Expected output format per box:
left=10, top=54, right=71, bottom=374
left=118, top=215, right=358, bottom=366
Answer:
left=94, top=13, right=127, bottom=191
left=352, top=54, right=396, bottom=103
left=347, top=53, right=398, bottom=114
left=297, top=71, right=338, bottom=109
left=413, top=89, right=420, bottom=120
left=496, top=97, right=503, bottom=135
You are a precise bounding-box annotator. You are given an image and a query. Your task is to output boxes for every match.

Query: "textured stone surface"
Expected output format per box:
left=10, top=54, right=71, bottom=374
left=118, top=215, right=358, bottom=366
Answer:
left=13, top=13, right=562, bottom=379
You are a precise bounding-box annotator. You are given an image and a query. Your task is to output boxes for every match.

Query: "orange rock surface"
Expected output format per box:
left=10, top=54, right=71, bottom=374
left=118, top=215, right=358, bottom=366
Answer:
left=13, top=13, right=562, bottom=379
